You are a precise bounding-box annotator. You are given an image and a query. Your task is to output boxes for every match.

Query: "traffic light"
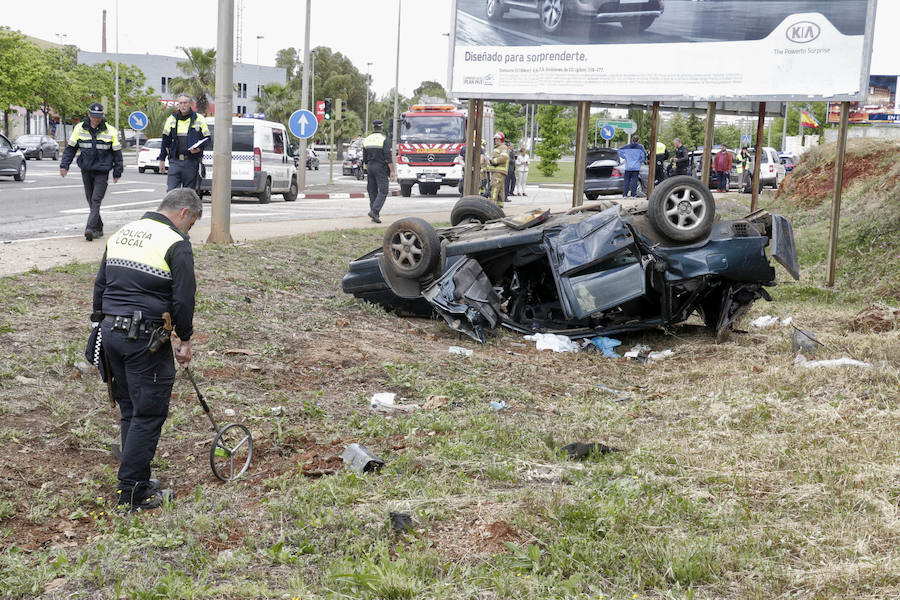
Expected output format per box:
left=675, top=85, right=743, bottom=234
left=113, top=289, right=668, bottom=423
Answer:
left=334, top=98, right=343, bottom=121
left=323, top=98, right=332, bottom=120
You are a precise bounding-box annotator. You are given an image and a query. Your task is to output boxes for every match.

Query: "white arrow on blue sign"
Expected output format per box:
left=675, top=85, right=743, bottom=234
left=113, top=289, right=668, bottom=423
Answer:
left=600, top=125, right=616, bottom=141
left=128, top=111, right=148, bottom=131
left=741, top=134, right=752, bottom=146
left=288, top=109, right=318, bottom=139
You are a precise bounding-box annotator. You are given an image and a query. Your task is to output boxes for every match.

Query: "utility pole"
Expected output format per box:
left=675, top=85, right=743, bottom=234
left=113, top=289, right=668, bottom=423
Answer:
left=114, top=0, right=119, bottom=134
left=298, top=0, right=311, bottom=194
left=781, top=102, right=789, bottom=152
left=365, top=62, right=373, bottom=135
left=392, top=0, right=401, bottom=160
left=209, top=0, right=234, bottom=244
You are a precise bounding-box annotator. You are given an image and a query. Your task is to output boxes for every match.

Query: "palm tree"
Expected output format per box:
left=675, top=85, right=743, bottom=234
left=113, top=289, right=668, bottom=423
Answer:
left=253, top=83, right=298, bottom=127
left=169, top=47, right=216, bottom=114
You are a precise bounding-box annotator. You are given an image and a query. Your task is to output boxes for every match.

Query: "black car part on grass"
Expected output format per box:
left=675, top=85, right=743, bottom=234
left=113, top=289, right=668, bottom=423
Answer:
left=185, top=367, right=254, bottom=481
left=342, top=178, right=799, bottom=344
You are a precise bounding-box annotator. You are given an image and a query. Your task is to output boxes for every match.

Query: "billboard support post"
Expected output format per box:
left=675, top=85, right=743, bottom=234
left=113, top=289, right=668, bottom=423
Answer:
left=826, top=101, right=850, bottom=287
left=473, top=99, right=484, bottom=195
left=781, top=102, right=789, bottom=152
left=647, top=101, right=660, bottom=199
left=573, top=101, right=590, bottom=208
left=751, top=102, right=766, bottom=212
left=464, top=99, right=476, bottom=196
left=701, top=102, right=716, bottom=187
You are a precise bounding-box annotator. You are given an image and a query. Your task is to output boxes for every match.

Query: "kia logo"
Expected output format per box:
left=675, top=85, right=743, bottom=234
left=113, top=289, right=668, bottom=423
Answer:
left=427, top=154, right=435, bottom=162
left=786, top=21, right=821, bottom=43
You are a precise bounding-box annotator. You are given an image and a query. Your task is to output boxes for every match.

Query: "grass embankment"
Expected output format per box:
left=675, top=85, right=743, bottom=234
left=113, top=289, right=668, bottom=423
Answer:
left=0, top=139, right=897, bottom=598
left=525, top=159, right=575, bottom=185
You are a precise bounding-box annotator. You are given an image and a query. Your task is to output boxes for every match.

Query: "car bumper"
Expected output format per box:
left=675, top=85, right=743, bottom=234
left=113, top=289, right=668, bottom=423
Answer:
left=198, top=172, right=265, bottom=194
left=572, top=0, right=664, bottom=21
left=21, top=149, right=40, bottom=158
left=585, top=177, right=624, bottom=195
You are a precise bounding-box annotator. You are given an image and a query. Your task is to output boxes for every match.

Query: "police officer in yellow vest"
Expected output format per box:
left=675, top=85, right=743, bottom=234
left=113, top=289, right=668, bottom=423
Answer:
left=487, top=131, right=509, bottom=207
left=158, top=94, right=210, bottom=192
left=92, top=188, right=200, bottom=512
left=60, top=102, right=124, bottom=241
left=362, top=119, right=395, bottom=223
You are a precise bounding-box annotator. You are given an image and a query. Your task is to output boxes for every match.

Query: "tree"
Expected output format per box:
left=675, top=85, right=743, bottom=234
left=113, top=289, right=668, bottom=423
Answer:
left=411, top=80, right=447, bottom=103
left=254, top=83, right=300, bottom=128
left=0, top=27, right=43, bottom=135
left=302, top=47, right=367, bottom=158
left=686, top=113, right=705, bottom=149
left=169, top=47, right=216, bottom=114
left=534, top=105, right=574, bottom=177
left=275, top=47, right=301, bottom=81
left=493, top=102, right=525, bottom=147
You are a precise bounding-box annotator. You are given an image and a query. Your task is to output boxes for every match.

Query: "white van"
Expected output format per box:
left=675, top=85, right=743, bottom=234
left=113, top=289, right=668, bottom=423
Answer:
left=198, top=117, right=298, bottom=203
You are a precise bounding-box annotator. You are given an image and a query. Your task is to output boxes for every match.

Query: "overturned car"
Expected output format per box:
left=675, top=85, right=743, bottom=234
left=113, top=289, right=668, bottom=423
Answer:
left=341, top=176, right=799, bottom=343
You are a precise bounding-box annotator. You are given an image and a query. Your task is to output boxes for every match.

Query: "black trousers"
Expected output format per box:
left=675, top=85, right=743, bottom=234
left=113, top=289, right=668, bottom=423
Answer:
left=367, top=163, right=390, bottom=216
left=81, top=170, right=108, bottom=233
left=167, top=158, right=201, bottom=192
left=506, top=169, right=516, bottom=196
left=101, top=318, right=175, bottom=489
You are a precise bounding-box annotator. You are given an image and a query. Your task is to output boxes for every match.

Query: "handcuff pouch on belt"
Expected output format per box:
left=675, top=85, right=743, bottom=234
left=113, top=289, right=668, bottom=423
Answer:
left=148, top=311, right=174, bottom=353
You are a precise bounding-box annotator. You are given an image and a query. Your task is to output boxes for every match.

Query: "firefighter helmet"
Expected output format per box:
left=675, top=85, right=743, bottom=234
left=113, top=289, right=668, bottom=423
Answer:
left=493, top=131, right=505, bottom=143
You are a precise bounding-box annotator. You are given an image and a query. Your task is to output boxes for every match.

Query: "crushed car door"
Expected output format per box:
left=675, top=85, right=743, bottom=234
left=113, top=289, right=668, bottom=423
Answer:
left=543, top=206, right=646, bottom=320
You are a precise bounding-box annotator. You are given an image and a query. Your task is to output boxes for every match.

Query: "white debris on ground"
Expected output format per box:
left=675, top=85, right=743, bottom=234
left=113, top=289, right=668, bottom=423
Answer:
left=750, top=315, right=794, bottom=328
left=524, top=333, right=580, bottom=353
left=624, top=344, right=674, bottom=361
left=448, top=346, right=474, bottom=357
left=794, top=355, right=872, bottom=369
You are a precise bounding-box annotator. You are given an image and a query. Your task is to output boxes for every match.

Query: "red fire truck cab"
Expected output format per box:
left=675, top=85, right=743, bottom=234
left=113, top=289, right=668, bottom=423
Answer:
left=395, top=104, right=469, bottom=197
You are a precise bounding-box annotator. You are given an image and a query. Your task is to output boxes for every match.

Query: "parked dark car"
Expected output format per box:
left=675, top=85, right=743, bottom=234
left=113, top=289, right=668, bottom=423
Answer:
left=14, top=134, right=59, bottom=161
left=485, top=0, right=665, bottom=35
left=584, top=147, right=648, bottom=200
left=0, top=134, right=27, bottom=181
left=342, top=177, right=799, bottom=344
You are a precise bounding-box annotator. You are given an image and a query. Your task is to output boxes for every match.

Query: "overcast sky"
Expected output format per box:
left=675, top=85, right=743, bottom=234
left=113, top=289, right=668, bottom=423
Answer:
left=3, top=0, right=897, bottom=98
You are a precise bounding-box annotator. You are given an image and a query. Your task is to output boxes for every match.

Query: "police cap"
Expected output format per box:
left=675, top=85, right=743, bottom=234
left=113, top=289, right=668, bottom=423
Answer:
left=372, top=119, right=384, bottom=129
left=88, top=102, right=104, bottom=117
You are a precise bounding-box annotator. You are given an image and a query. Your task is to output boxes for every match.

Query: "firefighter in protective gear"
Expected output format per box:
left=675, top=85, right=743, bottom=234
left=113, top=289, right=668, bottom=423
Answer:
left=363, top=120, right=396, bottom=223
left=487, top=132, right=509, bottom=206
left=92, top=188, right=201, bottom=512
left=60, top=102, right=124, bottom=241
left=158, top=94, right=210, bottom=192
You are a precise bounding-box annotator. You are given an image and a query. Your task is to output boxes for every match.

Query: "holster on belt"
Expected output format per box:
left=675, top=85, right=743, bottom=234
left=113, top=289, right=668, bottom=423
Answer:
left=147, top=311, right=173, bottom=353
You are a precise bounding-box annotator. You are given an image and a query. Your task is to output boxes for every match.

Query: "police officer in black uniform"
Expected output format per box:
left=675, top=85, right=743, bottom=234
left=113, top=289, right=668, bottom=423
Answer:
left=60, top=102, right=124, bottom=241
left=158, top=94, right=210, bottom=192
left=92, top=188, right=201, bottom=512
left=362, top=120, right=395, bottom=223
left=673, top=138, right=690, bottom=176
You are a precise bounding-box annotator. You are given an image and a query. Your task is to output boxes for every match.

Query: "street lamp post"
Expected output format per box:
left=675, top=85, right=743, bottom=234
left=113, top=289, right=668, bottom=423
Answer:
left=365, top=62, right=373, bottom=135
left=392, top=0, right=401, bottom=159
left=256, top=35, right=263, bottom=65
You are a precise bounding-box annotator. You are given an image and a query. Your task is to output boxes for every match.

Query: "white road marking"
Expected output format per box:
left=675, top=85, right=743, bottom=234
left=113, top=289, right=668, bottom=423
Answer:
left=110, top=188, right=157, bottom=195
left=60, top=199, right=159, bottom=214
left=20, top=184, right=86, bottom=191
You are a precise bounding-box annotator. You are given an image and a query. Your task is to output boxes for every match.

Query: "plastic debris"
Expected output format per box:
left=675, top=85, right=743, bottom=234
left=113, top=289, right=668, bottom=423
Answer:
left=561, top=442, right=619, bottom=459
left=341, top=443, right=385, bottom=473
left=448, top=346, right=474, bottom=357
left=624, top=345, right=673, bottom=362
left=597, top=384, right=630, bottom=402
left=750, top=315, right=793, bottom=329
left=794, top=355, right=871, bottom=369
left=489, top=400, right=507, bottom=411
left=370, top=392, right=396, bottom=409
left=524, top=333, right=580, bottom=353
left=588, top=336, right=622, bottom=358
left=223, top=408, right=236, bottom=417
left=791, top=329, right=820, bottom=354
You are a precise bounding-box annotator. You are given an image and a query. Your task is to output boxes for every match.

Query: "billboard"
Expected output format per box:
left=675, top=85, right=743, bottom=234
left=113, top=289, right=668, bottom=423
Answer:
left=827, top=75, right=899, bottom=124
left=449, top=0, right=878, bottom=102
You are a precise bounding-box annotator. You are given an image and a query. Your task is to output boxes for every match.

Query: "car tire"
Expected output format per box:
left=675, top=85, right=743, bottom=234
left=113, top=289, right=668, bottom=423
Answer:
left=585, top=192, right=600, bottom=201
left=450, top=195, right=506, bottom=226
left=14, top=161, right=26, bottom=182
left=485, top=0, right=504, bottom=21
left=138, top=166, right=146, bottom=173
left=648, top=175, right=715, bottom=242
left=400, top=184, right=413, bottom=198
left=53, top=149, right=59, bottom=161
left=38, top=150, right=43, bottom=161
left=258, top=179, right=272, bottom=204
left=382, top=217, right=441, bottom=279
left=283, top=176, right=298, bottom=201
left=539, top=0, right=567, bottom=34
left=620, top=15, right=656, bottom=32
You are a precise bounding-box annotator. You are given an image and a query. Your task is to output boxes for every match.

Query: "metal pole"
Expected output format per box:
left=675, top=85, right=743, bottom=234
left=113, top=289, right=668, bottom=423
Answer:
left=825, top=102, right=849, bottom=287
left=392, top=0, right=401, bottom=161
left=647, top=101, right=659, bottom=199
left=328, top=120, right=334, bottom=184
left=750, top=102, right=766, bottom=212
left=473, top=99, right=484, bottom=195
left=781, top=102, right=788, bottom=152
left=464, top=99, right=476, bottom=196
left=700, top=101, right=715, bottom=187
left=298, top=0, right=311, bottom=194
left=365, top=62, right=373, bottom=136
left=114, top=0, right=119, bottom=133
left=572, top=101, right=589, bottom=207
left=209, top=0, right=234, bottom=244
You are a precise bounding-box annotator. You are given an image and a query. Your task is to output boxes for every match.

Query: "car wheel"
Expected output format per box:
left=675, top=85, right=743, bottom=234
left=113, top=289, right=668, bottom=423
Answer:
left=585, top=192, right=600, bottom=201
left=648, top=175, right=715, bottom=242
left=14, top=160, right=26, bottom=182
left=38, top=150, right=43, bottom=161
left=53, top=149, right=59, bottom=161
left=540, top=0, right=566, bottom=34
left=138, top=166, right=146, bottom=173
left=258, top=179, right=272, bottom=204
left=400, top=184, right=413, bottom=198
left=283, top=176, right=298, bottom=201
left=450, top=195, right=506, bottom=225
left=314, top=163, right=319, bottom=170
left=485, top=0, right=504, bottom=21
left=620, top=15, right=656, bottom=32
left=382, top=217, right=441, bottom=279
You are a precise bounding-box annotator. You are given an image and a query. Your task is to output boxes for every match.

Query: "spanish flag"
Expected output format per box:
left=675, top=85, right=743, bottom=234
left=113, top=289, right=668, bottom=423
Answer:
left=800, top=109, right=820, bottom=129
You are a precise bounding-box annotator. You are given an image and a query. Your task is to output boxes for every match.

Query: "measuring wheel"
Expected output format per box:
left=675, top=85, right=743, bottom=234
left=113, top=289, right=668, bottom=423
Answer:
left=210, top=423, right=254, bottom=481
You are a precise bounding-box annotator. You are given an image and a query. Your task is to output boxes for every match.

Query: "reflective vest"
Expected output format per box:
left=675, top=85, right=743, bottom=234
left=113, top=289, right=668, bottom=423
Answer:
left=62, top=120, right=122, bottom=174
left=363, top=132, right=390, bottom=166
left=160, top=111, right=210, bottom=160
left=106, top=218, right=185, bottom=281
left=487, top=144, right=509, bottom=174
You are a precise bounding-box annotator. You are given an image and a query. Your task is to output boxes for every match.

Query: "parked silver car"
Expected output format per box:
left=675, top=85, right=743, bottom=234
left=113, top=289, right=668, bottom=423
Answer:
left=0, top=134, right=27, bottom=181
left=14, top=134, right=59, bottom=161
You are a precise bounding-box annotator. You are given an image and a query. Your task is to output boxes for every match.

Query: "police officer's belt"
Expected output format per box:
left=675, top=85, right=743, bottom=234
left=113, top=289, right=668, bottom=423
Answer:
left=104, top=315, right=160, bottom=335
left=174, top=154, right=198, bottom=161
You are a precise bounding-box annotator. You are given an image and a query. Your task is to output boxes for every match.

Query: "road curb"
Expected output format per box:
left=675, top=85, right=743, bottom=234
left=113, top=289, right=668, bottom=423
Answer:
left=299, top=191, right=400, bottom=199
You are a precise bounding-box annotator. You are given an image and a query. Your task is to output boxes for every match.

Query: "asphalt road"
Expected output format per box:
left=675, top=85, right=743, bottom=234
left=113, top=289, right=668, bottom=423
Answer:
left=454, top=0, right=867, bottom=46
left=0, top=156, right=473, bottom=243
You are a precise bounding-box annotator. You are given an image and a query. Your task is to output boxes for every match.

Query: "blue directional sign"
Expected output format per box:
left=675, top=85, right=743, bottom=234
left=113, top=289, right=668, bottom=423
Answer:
left=128, top=111, right=148, bottom=131
left=288, top=109, right=318, bottom=139
left=600, top=125, right=615, bottom=141
left=741, top=134, right=752, bottom=146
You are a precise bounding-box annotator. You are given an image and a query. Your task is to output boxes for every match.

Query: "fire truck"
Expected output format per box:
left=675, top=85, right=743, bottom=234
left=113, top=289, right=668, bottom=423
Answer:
left=395, top=103, right=493, bottom=197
